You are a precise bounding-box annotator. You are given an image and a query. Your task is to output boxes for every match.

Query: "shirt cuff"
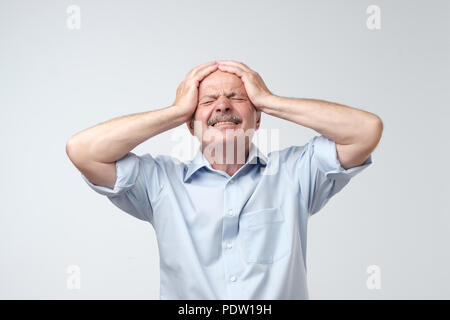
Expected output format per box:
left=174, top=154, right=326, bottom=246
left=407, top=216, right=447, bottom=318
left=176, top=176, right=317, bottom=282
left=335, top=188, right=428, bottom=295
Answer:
left=312, top=135, right=373, bottom=180
left=81, top=152, right=140, bottom=197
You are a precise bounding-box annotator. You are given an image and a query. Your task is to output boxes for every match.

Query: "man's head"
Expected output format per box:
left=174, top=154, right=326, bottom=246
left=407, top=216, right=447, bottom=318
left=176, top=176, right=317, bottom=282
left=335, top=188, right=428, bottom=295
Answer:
left=187, top=70, right=261, bottom=150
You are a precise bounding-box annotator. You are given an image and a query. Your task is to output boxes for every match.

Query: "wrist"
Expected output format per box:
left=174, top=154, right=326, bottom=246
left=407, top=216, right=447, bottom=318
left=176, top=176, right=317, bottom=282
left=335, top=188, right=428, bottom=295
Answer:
left=169, top=105, right=192, bottom=124
left=258, top=94, right=281, bottom=115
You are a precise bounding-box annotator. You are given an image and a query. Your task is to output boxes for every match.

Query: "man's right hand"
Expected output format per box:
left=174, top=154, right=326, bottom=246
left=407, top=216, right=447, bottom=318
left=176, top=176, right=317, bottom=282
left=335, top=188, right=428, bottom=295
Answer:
left=172, top=60, right=219, bottom=122
left=67, top=60, right=220, bottom=190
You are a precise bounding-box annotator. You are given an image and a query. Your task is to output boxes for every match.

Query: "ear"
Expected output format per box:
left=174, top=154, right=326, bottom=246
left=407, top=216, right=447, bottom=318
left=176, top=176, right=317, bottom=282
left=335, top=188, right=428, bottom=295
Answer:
left=255, top=110, right=262, bottom=130
left=186, top=116, right=195, bottom=136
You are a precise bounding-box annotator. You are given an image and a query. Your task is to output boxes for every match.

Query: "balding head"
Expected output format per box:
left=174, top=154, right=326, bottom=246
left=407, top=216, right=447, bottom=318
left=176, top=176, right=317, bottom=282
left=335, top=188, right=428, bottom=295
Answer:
left=187, top=69, right=261, bottom=150
left=198, top=70, right=246, bottom=100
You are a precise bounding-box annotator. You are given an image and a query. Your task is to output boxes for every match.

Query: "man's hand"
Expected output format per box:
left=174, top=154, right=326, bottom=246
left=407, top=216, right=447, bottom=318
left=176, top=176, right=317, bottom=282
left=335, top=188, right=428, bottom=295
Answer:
left=218, top=60, right=382, bottom=169
left=172, top=60, right=219, bottom=122
left=217, top=60, right=274, bottom=111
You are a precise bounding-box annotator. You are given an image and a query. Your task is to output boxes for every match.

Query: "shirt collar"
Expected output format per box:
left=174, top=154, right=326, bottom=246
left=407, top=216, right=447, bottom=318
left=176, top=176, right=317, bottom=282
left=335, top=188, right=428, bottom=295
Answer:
left=183, top=142, right=268, bottom=182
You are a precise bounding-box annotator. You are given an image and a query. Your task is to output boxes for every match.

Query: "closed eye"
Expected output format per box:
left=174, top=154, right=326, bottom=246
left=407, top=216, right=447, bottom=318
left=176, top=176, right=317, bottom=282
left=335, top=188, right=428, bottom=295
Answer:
left=200, top=97, right=246, bottom=104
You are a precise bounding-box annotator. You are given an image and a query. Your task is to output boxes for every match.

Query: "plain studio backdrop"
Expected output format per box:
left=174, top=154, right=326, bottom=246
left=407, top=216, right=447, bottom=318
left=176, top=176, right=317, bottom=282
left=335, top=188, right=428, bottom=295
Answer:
left=0, top=0, right=449, bottom=299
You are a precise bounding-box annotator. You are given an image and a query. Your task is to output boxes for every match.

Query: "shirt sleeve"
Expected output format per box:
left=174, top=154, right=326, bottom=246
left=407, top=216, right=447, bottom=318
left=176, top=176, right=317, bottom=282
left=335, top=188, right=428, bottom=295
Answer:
left=282, top=135, right=373, bottom=216
left=80, top=152, right=165, bottom=224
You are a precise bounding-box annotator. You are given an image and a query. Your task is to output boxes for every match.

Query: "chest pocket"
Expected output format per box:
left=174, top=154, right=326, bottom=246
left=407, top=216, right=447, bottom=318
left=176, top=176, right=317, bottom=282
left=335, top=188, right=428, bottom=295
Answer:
left=239, top=207, right=291, bottom=264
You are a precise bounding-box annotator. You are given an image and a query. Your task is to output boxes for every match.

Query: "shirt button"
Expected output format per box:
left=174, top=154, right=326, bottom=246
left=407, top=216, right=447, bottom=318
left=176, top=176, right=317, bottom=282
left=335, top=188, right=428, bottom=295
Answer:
left=228, top=209, right=233, bottom=216
left=229, top=179, right=233, bottom=184
left=230, top=276, right=237, bottom=282
left=226, top=242, right=232, bottom=249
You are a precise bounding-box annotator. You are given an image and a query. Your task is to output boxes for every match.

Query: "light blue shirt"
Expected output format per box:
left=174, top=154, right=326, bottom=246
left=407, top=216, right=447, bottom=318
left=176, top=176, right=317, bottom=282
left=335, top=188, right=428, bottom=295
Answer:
left=81, top=135, right=372, bottom=299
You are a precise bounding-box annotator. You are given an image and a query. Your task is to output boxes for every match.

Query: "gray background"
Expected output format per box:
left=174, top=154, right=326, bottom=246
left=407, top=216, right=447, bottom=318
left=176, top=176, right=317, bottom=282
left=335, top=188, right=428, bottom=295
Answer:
left=1, top=0, right=449, bottom=299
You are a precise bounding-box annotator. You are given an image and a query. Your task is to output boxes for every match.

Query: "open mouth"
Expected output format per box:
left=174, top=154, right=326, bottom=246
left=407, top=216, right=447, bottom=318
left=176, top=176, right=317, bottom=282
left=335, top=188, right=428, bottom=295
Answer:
left=208, top=115, right=242, bottom=127
left=211, top=121, right=239, bottom=127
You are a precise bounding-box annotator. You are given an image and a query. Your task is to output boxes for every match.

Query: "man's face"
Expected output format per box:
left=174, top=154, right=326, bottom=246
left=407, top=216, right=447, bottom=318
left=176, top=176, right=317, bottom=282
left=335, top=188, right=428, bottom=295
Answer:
left=188, top=70, right=261, bottom=147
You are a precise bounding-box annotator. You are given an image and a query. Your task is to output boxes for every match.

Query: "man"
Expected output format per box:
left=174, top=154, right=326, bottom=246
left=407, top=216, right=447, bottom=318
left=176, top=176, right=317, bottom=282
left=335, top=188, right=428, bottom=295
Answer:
left=66, top=60, right=383, bottom=299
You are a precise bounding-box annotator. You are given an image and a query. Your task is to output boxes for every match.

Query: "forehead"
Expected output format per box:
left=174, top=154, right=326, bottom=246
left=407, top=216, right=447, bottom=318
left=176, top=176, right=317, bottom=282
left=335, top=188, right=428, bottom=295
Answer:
left=199, top=70, right=245, bottom=94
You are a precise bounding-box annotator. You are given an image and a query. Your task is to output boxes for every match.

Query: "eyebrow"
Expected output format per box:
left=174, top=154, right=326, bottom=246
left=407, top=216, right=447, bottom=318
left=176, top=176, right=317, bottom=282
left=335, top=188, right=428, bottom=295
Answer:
left=199, top=91, right=246, bottom=101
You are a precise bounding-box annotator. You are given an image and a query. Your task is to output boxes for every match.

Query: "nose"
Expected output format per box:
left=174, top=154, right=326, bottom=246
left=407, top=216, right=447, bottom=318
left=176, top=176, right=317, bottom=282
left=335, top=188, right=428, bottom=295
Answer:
left=213, top=96, right=232, bottom=113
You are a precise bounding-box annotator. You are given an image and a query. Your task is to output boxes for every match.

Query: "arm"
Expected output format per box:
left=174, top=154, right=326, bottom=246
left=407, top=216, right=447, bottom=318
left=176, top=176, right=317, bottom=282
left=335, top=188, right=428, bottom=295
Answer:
left=66, top=61, right=219, bottom=188
left=66, top=107, right=187, bottom=189
left=259, top=96, right=383, bottom=169
left=216, top=60, right=383, bottom=169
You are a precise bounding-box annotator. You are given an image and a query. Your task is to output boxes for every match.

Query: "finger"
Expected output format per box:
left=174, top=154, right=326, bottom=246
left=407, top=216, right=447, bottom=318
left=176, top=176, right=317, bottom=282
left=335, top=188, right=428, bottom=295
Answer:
left=188, top=60, right=217, bottom=74
left=217, top=63, right=246, bottom=78
left=217, top=60, right=253, bottom=73
left=218, top=61, right=253, bottom=77
left=192, top=63, right=219, bottom=84
left=187, top=60, right=217, bottom=78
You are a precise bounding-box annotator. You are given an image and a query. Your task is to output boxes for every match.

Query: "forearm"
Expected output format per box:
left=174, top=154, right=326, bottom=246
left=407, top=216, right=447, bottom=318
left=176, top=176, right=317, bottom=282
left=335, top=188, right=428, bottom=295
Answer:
left=67, top=105, right=186, bottom=164
left=260, top=95, right=382, bottom=145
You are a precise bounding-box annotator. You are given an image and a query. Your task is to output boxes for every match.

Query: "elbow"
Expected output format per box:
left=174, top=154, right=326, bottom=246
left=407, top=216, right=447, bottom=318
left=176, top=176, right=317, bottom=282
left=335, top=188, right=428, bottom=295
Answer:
left=66, top=136, right=87, bottom=167
left=373, top=116, right=384, bottom=139
left=65, top=137, right=75, bottom=158
left=66, top=137, right=76, bottom=160
left=366, top=115, right=384, bottom=148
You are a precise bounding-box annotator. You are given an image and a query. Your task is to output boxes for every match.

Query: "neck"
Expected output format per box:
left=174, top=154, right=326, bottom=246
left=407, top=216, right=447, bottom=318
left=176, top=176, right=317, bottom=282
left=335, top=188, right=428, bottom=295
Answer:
left=202, top=141, right=250, bottom=177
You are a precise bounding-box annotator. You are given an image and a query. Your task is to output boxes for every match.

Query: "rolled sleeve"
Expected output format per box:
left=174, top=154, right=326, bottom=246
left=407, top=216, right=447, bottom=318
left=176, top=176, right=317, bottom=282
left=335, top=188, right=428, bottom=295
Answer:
left=81, top=152, right=140, bottom=197
left=81, top=152, right=164, bottom=224
left=312, top=135, right=373, bottom=181
left=303, top=135, right=372, bottom=215
left=280, top=135, right=372, bottom=216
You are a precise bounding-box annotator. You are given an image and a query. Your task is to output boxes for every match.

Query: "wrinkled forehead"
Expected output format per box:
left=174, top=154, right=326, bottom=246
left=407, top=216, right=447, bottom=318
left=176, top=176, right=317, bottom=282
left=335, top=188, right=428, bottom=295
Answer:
left=199, top=70, right=246, bottom=95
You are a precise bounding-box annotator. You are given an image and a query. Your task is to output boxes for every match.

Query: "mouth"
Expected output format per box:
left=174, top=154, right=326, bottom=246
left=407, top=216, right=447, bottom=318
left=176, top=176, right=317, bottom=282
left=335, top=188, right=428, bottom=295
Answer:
left=208, top=115, right=242, bottom=128
left=210, top=121, right=240, bottom=128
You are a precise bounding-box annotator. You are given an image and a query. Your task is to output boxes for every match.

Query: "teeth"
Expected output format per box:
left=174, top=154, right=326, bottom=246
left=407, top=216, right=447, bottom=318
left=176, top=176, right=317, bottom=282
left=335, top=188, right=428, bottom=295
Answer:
left=213, top=121, right=237, bottom=127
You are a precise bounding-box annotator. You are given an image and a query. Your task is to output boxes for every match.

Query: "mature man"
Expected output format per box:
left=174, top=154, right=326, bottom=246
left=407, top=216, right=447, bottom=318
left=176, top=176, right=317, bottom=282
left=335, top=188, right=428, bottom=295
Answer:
left=66, top=60, right=383, bottom=299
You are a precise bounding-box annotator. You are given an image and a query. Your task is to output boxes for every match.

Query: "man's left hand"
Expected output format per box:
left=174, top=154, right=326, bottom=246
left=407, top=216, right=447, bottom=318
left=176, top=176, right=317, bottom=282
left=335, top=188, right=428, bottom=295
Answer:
left=217, top=60, right=274, bottom=111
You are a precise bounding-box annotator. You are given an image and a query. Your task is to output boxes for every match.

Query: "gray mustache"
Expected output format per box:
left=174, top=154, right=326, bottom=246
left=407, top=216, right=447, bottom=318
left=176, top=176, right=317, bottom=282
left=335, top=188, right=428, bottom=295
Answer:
left=208, top=114, right=242, bottom=126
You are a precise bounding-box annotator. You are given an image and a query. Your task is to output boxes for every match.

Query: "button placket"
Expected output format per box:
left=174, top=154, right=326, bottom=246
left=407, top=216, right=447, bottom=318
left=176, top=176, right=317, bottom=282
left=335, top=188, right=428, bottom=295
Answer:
left=222, top=179, right=243, bottom=296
